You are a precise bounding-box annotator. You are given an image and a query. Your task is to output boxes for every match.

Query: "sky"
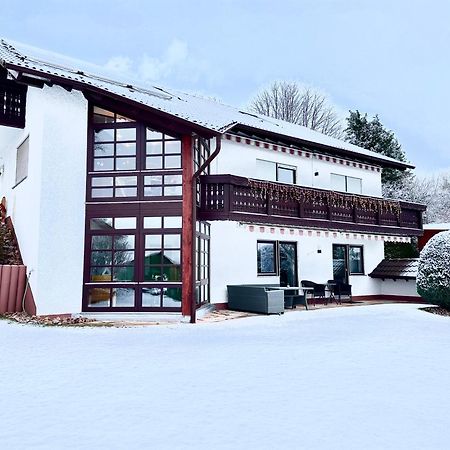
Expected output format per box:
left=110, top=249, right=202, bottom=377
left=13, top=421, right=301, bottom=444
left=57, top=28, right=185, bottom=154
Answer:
left=1, top=0, right=449, bottom=174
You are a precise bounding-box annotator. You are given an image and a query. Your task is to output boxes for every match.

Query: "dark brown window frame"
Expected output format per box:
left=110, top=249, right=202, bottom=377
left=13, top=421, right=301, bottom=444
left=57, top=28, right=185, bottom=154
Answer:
left=348, top=244, right=365, bottom=275
left=257, top=240, right=278, bottom=276
left=195, top=221, right=211, bottom=306
left=83, top=104, right=185, bottom=312
left=87, top=114, right=182, bottom=203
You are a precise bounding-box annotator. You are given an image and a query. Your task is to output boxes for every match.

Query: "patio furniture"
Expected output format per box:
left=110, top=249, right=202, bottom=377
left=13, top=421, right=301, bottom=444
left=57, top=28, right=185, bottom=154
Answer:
left=276, top=286, right=309, bottom=310
left=327, top=280, right=353, bottom=304
left=301, top=280, right=326, bottom=306
left=227, top=284, right=284, bottom=314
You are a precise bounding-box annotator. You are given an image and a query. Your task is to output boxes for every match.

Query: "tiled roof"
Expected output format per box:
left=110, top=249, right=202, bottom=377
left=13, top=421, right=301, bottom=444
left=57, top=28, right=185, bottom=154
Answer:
left=369, top=258, right=419, bottom=280
left=0, top=38, right=413, bottom=170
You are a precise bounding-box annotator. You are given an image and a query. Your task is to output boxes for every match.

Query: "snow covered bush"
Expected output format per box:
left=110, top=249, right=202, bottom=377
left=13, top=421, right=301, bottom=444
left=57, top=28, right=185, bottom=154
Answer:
left=417, top=231, right=450, bottom=309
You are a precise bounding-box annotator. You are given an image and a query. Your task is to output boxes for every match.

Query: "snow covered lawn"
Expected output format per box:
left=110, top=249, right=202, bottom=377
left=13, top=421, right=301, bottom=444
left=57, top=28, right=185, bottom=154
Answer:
left=1, top=303, right=449, bottom=450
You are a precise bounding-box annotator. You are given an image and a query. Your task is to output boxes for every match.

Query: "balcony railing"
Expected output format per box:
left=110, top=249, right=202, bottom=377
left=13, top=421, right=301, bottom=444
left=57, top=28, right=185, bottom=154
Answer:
left=198, top=174, right=425, bottom=236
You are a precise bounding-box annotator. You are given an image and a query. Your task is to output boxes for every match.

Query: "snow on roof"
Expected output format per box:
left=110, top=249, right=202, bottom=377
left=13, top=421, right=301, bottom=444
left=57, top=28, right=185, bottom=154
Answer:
left=0, top=38, right=413, bottom=169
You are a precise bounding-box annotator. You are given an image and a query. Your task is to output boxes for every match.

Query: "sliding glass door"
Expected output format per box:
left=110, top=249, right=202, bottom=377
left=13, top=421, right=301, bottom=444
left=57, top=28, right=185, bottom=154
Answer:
left=279, top=242, right=298, bottom=287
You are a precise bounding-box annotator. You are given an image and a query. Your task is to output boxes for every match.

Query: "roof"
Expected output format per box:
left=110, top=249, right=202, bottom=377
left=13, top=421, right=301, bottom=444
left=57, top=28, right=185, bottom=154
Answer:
left=0, top=38, right=413, bottom=170
left=369, top=258, right=419, bottom=280
left=423, top=223, right=450, bottom=230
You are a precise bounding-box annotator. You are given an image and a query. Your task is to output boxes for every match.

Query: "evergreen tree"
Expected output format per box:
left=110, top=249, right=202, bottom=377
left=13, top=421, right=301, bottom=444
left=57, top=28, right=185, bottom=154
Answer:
left=345, top=110, right=410, bottom=185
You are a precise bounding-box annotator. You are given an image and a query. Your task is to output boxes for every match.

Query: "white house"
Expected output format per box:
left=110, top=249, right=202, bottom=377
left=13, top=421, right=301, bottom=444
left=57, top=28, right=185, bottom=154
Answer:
left=0, top=39, right=425, bottom=321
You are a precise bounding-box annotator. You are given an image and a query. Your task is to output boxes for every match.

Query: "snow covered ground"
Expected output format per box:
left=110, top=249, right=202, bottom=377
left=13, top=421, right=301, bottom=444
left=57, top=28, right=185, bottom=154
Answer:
left=1, top=303, right=449, bottom=450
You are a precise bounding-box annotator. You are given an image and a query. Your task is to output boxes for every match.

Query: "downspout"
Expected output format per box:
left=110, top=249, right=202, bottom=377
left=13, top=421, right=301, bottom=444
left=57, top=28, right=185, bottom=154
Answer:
left=190, top=134, right=222, bottom=323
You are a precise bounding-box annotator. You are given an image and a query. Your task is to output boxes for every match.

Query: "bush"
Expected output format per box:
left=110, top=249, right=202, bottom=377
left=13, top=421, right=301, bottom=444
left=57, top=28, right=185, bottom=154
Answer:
left=417, top=231, right=450, bottom=309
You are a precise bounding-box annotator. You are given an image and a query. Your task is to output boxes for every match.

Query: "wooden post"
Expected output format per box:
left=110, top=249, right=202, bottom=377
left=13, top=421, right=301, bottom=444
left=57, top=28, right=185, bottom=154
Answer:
left=181, top=135, right=194, bottom=318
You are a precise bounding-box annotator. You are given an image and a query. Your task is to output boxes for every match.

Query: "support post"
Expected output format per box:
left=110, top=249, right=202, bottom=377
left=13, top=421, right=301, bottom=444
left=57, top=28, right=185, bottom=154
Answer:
left=181, top=134, right=194, bottom=319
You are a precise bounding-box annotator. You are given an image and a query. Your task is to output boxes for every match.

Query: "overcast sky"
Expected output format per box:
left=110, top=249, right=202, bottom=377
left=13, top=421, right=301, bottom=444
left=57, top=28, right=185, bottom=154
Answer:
left=1, top=0, right=449, bottom=174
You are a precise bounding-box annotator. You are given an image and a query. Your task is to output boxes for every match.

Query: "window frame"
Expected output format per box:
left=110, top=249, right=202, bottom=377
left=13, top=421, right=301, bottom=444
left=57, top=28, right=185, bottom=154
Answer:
left=331, top=173, right=362, bottom=194
left=257, top=240, right=278, bottom=276
left=256, top=159, right=297, bottom=184
left=348, top=245, right=364, bottom=275
left=14, top=135, right=30, bottom=188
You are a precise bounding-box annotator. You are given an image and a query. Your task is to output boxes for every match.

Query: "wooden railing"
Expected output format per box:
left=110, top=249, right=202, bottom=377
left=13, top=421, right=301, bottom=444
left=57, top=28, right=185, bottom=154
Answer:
left=198, top=174, right=426, bottom=236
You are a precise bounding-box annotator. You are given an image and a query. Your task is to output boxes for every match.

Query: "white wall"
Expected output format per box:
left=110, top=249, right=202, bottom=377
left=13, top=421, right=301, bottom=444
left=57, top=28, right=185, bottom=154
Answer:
left=0, top=86, right=45, bottom=311
left=0, top=84, right=88, bottom=315
left=379, top=279, right=420, bottom=297
left=213, top=139, right=382, bottom=197
left=209, top=221, right=385, bottom=304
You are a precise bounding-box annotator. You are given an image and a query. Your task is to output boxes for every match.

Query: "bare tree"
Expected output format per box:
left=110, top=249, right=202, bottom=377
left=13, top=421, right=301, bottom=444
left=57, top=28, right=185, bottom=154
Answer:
left=383, top=174, right=450, bottom=224
left=250, top=81, right=343, bottom=138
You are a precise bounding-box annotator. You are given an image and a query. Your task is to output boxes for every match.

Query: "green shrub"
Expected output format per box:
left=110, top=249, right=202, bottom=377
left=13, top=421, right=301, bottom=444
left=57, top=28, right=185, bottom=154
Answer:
left=417, top=231, right=450, bottom=309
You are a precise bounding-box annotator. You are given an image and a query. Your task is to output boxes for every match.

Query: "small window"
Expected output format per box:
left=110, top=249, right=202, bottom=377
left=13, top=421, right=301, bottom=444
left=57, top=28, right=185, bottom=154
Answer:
left=256, top=159, right=296, bottom=184
left=331, top=173, right=362, bottom=194
left=346, top=176, right=362, bottom=194
left=15, top=136, right=29, bottom=185
left=331, top=173, right=346, bottom=192
left=349, top=246, right=364, bottom=274
left=257, top=241, right=277, bottom=275
left=256, top=159, right=277, bottom=182
left=277, top=165, right=296, bottom=184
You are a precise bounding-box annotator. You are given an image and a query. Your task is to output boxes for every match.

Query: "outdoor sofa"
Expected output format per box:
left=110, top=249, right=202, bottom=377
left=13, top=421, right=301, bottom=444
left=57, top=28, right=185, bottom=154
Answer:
left=227, top=284, right=308, bottom=314
left=227, top=284, right=284, bottom=314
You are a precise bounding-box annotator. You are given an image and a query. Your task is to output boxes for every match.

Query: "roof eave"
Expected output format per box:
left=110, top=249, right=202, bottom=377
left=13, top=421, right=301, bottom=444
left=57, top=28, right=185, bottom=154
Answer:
left=231, top=124, right=415, bottom=171
left=2, top=61, right=221, bottom=139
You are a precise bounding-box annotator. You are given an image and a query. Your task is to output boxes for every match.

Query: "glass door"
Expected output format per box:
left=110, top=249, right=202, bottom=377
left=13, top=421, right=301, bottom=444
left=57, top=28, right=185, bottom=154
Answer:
left=332, top=244, right=349, bottom=283
left=279, top=242, right=298, bottom=287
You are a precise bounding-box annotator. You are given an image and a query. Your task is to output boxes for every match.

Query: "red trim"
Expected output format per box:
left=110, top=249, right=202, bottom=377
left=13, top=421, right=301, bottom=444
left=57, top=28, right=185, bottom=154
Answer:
left=212, top=302, right=228, bottom=310
left=352, top=295, right=425, bottom=303
left=181, top=135, right=194, bottom=317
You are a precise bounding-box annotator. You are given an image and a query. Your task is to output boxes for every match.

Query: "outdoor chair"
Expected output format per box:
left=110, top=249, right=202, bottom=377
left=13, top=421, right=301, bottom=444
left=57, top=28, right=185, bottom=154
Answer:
left=284, top=290, right=308, bottom=310
left=301, top=280, right=326, bottom=307
left=327, top=280, right=352, bottom=304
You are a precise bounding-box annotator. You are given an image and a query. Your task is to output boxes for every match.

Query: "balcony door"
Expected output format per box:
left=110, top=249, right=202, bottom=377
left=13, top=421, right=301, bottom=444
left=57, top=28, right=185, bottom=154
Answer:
left=279, top=242, right=298, bottom=287
left=333, top=244, right=365, bottom=283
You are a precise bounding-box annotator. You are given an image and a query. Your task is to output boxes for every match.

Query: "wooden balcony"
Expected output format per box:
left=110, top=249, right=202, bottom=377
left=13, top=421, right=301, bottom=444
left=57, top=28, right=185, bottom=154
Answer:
left=198, top=174, right=426, bottom=236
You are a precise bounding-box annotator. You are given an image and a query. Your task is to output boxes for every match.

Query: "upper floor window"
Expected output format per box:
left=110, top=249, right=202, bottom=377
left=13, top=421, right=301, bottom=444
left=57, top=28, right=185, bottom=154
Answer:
left=88, top=106, right=182, bottom=201
left=94, top=127, right=137, bottom=172
left=15, top=136, right=29, bottom=186
left=93, top=107, right=135, bottom=124
left=331, top=173, right=362, bottom=194
left=146, top=129, right=181, bottom=170
left=256, top=159, right=296, bottom=184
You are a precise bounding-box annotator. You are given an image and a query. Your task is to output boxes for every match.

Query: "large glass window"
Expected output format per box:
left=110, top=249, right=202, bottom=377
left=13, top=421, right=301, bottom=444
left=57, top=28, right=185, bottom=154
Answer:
left=85, top=105, right=185, bottom=312
left=88, top=107, right=182, bottom=201
left=257, top=241, right=277, bottom=275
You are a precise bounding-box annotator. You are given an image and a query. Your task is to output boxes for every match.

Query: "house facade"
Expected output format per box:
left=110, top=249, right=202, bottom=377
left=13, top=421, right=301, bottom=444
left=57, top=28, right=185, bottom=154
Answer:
left=0, top=39, right=425, bottom=321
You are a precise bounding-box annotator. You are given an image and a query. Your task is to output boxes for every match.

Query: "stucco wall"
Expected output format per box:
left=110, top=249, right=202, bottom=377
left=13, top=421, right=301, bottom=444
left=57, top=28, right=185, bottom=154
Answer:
left=209, top=221, right=385, bottom=304
left=213, top=139, right=382, bottom=197
left=379, top=279, right=420, bottom=297
left=0, top=84, right=87, bottom=315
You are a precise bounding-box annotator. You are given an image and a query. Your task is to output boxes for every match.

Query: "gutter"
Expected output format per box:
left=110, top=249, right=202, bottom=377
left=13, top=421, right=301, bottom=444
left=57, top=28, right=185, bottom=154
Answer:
left=190, top=135, right=222, bottom=323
